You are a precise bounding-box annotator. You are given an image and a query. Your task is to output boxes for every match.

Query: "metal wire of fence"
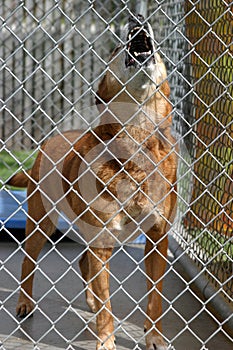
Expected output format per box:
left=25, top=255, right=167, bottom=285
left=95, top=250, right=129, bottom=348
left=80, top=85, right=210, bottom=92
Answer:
left=0, top=0, right=232, bottom=349
left=177, top=0, right=232, bottom=300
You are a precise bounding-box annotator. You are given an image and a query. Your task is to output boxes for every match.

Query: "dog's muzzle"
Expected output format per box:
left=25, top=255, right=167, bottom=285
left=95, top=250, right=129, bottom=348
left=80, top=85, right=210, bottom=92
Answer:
left=125, top=15, right=155, bottom=68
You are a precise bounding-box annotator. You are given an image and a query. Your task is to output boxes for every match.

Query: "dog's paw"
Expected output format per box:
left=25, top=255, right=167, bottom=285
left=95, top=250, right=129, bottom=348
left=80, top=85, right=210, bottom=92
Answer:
left=96, top=335, right=116, bottom=350
left=16, top=299, right=34, bottom=318
left=146, top=334, right=168, bottom=350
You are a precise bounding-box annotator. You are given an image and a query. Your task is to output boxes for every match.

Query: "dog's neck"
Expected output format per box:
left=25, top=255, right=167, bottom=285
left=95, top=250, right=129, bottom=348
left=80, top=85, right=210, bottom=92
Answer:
left=98, top=83, right=171, bottom=130
left=97, top=52, right=171, bottom=129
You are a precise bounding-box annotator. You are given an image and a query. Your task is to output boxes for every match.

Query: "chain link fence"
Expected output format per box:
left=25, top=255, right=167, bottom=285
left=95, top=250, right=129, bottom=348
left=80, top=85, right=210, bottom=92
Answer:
left=1, top=0, right=232, bottom=349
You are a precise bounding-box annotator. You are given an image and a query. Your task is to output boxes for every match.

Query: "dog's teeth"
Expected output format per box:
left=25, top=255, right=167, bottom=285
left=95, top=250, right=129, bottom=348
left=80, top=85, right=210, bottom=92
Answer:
left=128, top=34, right=131, bottom=40
left=143, top=29, right=150, bottom=37
left=134, top=52, right=139, bottom=57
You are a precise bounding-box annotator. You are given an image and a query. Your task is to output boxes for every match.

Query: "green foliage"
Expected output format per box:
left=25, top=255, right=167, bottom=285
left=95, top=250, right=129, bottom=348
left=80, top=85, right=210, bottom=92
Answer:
left=0, top=150, right=36, bottom=186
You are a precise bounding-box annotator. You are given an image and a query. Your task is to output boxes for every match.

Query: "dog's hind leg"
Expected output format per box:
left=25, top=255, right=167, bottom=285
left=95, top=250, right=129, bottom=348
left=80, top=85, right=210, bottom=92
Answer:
left=144, top=228, right=168, bottom=350
left=87, top=247, right=115, bottom=350
left=16, top=184, right=58, bottom=317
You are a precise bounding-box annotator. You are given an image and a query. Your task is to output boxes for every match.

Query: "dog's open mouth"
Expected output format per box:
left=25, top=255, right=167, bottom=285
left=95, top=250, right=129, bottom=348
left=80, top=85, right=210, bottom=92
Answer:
left=125, top=17, right=155, bottom=68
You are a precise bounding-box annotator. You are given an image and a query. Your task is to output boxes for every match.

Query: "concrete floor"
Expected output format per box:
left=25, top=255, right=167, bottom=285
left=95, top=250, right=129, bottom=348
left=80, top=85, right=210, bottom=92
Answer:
left=0, top=241, right=232, bottom=350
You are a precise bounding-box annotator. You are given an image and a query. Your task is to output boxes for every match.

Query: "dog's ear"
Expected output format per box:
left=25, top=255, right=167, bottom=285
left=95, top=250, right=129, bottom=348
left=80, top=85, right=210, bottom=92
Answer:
left=96, top=45, right=123, bottom=112
left=161, top=79, right=170, bottom=99
left=95, top=75, right=109, bottom=112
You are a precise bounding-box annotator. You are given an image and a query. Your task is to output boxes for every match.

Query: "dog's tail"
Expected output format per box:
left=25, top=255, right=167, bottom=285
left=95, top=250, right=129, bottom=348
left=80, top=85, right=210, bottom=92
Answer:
left=7, top=170, right=31, bottom=188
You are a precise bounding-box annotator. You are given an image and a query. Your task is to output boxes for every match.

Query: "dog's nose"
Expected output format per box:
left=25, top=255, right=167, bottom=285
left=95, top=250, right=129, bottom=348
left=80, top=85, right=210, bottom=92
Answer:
left=137, top=14, right=144, bottom=22
left=128, top=14, right=144, bottom=27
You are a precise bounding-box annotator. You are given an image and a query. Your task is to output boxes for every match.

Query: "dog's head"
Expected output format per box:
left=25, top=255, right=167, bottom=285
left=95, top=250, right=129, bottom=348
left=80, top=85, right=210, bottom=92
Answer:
left=96, top=14, right=168, bottom=106
left=123, top=14, right=156, bottom=69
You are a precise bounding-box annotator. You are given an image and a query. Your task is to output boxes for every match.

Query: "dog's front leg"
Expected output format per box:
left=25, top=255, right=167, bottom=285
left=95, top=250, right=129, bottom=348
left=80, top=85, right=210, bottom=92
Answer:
left=79, top=251, right=98, bottom=312
left=144, top=232, right=168, bottom=350
left=88, top=247, right=115, bottom=350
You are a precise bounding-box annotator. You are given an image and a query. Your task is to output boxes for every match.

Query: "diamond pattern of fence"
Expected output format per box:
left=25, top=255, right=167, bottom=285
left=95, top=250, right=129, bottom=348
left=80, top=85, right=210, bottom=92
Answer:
left=0, top=1, right=232, bottom=350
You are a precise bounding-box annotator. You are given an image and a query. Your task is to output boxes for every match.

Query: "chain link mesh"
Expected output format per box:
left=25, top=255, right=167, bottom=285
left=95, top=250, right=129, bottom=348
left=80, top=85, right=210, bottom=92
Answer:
left=1, top=1, right=232, bottom=349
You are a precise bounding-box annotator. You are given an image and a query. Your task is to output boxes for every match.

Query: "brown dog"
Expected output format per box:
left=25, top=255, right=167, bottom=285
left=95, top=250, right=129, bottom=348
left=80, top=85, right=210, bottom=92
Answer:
left=8, top=15, right=176, bottom=350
